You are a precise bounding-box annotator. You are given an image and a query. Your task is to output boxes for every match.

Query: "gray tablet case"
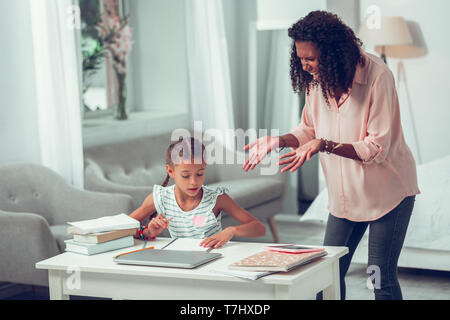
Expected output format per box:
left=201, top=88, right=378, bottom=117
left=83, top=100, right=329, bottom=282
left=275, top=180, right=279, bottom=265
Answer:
left=113, top=249, right=222, bottom=269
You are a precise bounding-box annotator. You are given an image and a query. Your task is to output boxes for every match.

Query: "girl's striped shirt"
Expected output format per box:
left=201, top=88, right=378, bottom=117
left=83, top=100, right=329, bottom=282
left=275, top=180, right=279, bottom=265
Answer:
left=152, top=184, right=228, bottom=239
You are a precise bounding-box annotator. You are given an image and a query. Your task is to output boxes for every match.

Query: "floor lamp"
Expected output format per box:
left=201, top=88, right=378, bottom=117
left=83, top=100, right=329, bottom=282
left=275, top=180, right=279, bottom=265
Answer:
left=358, top=16, right=412, bottom=64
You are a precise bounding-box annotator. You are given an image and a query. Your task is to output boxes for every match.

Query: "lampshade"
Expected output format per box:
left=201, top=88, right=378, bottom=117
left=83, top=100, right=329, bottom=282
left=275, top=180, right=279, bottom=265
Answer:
left=375, top=20, right=427, bottom=59
left=358, top=16, right=413, bottom=51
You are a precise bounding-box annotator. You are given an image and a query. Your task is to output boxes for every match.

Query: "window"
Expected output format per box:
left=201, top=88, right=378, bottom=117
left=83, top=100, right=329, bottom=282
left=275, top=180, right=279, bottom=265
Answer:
left=79, top=0, right=127, bottom=117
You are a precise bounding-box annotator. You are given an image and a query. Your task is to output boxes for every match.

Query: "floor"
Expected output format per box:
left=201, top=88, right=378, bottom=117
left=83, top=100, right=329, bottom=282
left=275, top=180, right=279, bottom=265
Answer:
left=2, top=206, right=449, bottom=300
left=256, top=214, right=450, bottom=300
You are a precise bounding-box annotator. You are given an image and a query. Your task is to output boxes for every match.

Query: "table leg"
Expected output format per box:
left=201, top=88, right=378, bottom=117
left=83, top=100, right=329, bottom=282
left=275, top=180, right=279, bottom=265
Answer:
left=267, top=217, right=280, bottom=243
left=322, top=260, right=340, bottom=300
left=48, top=270, right=69, bottom=300
left=274, top=285, right=289, bottom=299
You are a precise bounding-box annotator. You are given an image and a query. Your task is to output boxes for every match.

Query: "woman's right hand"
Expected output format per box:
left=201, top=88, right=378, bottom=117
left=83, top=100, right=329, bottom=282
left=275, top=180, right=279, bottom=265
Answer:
left=243, top=136, right=280, bottom=171
left=146, top=214, right=171, bottom=238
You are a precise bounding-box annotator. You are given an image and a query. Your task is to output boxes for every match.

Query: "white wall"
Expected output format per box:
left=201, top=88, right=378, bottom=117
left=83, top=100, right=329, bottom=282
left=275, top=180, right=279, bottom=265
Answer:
left=129, top=0, right=189, bottom=115
left=257, top=0, right=324, bottom=23
left=360, top=0, right=450, bottom=164
left=0, top=0, right=41, bottom=164
left=327, top=0, right=360, bottom=31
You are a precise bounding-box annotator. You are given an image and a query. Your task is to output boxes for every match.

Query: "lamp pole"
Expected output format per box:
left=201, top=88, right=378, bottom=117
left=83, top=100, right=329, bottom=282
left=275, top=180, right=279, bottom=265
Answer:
left=380, top=45, right=387, bottom=64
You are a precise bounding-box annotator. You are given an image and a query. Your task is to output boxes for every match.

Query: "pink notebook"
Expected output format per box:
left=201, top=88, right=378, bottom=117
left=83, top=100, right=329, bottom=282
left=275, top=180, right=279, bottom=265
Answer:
left=229, top=250, right=328, bottom=272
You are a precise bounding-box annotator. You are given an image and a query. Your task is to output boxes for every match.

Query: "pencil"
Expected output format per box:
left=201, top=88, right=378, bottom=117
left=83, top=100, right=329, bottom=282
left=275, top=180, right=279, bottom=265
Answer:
left=160, top=237, right=178, bottom=250
left=115, top=246, right=154, bottom=258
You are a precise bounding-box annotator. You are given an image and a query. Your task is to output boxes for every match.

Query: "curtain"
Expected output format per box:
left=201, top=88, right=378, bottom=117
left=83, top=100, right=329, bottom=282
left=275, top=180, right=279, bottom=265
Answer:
left=29, top=0, right=84, bottom=189
left=263, top=30, right=301, bottom=214
left=184, top=0, right=235, bottom=148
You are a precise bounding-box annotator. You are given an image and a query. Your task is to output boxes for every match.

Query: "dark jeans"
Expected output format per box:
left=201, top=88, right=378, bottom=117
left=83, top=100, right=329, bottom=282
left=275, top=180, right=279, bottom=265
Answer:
left=317, top=196, right=415, bottom=300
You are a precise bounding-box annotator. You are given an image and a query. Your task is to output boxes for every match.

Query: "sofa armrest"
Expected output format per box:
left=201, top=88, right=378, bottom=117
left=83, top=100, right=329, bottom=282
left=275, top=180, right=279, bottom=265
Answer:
left=0, top=210, right=60, bottom=286
left=50, top=185, right=135, bottom=225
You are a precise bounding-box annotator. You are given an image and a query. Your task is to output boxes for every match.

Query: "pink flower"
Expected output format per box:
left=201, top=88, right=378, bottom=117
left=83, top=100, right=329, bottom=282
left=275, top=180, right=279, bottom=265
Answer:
left=96, top=11, right=133, bottom=66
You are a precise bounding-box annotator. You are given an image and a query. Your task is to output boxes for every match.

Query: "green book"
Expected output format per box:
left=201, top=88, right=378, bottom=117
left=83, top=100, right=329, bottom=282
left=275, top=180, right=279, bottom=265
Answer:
left=65, top=236, right=134, bottom=255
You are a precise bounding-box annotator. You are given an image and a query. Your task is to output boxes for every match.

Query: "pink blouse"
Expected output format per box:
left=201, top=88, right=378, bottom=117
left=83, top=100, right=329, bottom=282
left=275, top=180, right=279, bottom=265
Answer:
left=290, top=51, right=420, bottom=222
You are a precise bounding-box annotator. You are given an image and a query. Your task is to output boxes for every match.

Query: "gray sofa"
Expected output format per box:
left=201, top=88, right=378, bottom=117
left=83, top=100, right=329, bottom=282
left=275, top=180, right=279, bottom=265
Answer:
left=0, top=163, right=134, bottom=287
left=84, top=133, right=287, bottom=242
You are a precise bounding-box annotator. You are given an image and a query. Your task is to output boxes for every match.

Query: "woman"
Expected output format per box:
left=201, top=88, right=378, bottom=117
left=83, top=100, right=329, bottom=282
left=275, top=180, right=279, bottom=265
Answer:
left=243, top=11, right=420, bottom=300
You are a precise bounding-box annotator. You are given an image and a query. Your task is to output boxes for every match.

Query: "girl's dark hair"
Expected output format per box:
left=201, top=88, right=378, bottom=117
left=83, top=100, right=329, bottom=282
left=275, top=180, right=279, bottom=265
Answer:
left=161, top=137, right=206, bottom=187
left=288, top=10, right=365, bottom=105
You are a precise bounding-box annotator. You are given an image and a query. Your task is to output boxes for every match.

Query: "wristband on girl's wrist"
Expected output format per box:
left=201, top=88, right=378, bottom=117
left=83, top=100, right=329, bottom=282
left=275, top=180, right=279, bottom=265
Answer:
left=138, top=225, right=156, bottom=241
left=138, top=225, right=148, bottom=241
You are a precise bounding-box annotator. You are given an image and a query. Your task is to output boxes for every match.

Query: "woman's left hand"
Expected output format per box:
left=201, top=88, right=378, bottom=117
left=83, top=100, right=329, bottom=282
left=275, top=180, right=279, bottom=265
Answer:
left=278, top=138, right=324, bottom=173
left=200, top=227, right=235, bottom=249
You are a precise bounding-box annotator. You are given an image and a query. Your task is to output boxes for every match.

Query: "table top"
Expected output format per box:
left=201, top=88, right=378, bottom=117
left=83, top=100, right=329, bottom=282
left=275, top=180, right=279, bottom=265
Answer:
left=36, top=238, right=348, bottom=285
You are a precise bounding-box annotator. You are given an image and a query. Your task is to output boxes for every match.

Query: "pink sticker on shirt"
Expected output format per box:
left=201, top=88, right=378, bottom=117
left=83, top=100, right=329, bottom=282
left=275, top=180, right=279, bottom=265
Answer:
left=192, top=215, right=206, bottom=227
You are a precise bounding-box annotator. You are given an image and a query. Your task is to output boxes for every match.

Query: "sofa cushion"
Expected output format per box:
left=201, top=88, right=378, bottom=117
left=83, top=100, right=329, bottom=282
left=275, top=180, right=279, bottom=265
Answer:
left=84, top=134, right=221, bottom=188
left=104, top=166, right=167, bottom=187
left=207, top=177, right=284, bottom=210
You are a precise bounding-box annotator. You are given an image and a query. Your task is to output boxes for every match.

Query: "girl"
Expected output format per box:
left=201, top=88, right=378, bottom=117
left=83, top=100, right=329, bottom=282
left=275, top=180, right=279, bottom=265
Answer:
left=129, top=137, right=266, bottom=249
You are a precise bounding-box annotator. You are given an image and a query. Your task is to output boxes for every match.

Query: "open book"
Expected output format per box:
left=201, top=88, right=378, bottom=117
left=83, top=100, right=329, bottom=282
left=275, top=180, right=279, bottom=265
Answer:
left=161, top=238, right=208, bottom=251
left=229, top=250, right=328, bottom=272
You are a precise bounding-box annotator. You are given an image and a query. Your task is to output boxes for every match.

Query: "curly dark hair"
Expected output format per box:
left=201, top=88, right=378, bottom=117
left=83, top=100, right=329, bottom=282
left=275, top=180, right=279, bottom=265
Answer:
left=288, top=11, right=365, bottom=105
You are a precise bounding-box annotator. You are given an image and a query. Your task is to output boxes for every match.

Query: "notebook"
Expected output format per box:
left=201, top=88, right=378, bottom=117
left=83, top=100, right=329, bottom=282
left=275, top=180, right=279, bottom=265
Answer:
left=209, top=267, right=277, bottom=280
left=264, top=244, right=325, bottom=254
left=229, top=250, right=328, bottom=272
left=65, top=236, right=134, bottom=255
left=113, top=248, right=222, bottom=269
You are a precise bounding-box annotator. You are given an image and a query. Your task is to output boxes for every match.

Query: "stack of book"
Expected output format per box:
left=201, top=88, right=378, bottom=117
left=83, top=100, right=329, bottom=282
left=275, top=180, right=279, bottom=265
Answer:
left=64, top=213, right=140, bottom=255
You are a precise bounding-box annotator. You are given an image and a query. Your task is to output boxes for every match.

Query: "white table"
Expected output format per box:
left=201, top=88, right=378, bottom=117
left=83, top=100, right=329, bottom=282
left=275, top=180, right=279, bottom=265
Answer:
left=36, top=238, right=348, bottom=300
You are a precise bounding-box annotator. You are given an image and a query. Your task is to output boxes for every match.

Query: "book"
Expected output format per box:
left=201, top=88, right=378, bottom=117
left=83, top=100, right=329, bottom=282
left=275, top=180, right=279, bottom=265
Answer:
left=229, top=250, right=328, bottom=272
left=71, top=228, right=138, bottom=244
left=161, top=238, right=230, bottom=252
left=67, top=213, right=140, bottom=235
left=64, top=236, right=135, bottom=255
left=264, top=244, right=325, bottom=254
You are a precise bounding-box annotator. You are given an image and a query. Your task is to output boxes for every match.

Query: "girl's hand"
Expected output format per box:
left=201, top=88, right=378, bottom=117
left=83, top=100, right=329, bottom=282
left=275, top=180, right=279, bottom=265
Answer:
left=200, top=227, right=235, bottom=249
left=147, top=214, right=171, bottom=238
left=277, top=138, right=324, bottom=173
left=243, top=136, right=280, bottom=171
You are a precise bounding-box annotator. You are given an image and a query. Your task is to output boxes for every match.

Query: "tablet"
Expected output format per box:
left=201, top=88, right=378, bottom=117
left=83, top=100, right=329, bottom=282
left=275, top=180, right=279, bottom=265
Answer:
left=113, top=248, right=222, bottom=269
